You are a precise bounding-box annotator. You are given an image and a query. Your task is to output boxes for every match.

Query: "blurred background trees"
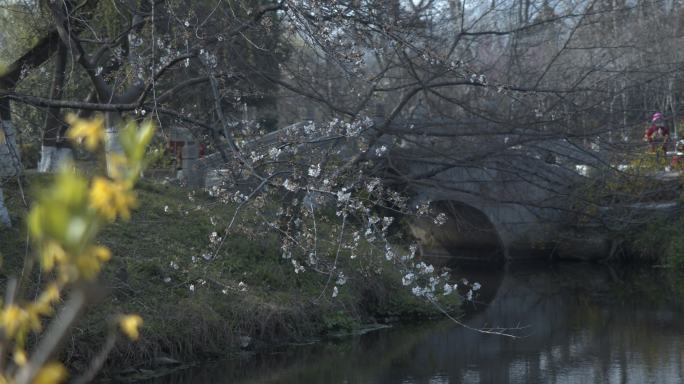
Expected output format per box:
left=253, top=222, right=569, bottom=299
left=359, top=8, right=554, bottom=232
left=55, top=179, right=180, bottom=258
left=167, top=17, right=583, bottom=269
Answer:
left=1, top=0, right=684, bottom=248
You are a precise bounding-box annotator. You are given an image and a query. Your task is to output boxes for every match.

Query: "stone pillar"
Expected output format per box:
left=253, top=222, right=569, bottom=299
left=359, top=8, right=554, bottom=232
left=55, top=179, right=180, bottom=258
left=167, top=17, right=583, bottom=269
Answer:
left=104, top=113, right=123, bottom=178
left=37, top=145, right=56, bottom=172
left=182, top=141, right=202, bottom=188
left=373, top=102, right=386, bottom=130
left=38, top=146, right=73, bottom=172
left=305, top=105, right=315, bottom=122
left=374, top=102, right=386, bottom=120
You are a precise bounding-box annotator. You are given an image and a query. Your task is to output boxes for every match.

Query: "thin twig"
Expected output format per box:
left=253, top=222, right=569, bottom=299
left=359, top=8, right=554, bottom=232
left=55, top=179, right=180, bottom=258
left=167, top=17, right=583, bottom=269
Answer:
left=316, top=214, right=346, bottom=301
left=71, top=332, right=117, bottom=384
left=15, top=290, right=87, bottom=384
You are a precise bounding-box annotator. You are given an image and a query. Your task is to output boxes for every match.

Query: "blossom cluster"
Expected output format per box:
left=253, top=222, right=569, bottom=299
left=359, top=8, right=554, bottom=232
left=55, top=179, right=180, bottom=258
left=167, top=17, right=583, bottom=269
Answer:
left=0, top=116, right=154, bottom=382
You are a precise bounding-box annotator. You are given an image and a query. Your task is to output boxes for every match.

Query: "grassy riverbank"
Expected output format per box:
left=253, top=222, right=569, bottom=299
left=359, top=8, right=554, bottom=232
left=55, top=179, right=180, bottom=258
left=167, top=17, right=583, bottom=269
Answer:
left=0, top=173, right=458, bottom=377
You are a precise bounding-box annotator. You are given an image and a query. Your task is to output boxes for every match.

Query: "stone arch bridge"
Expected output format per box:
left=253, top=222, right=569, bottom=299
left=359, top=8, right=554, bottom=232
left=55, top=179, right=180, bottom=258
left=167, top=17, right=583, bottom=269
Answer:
left=401, top=155, right=580, bottom=263
left=392, top=142, right=681, bottom=263
left=183, top=124, right=680, bottom=263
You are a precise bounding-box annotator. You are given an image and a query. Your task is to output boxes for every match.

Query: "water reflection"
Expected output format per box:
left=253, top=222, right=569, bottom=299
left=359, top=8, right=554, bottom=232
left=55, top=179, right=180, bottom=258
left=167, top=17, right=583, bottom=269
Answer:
left=145, top=263, right=684, bottom=384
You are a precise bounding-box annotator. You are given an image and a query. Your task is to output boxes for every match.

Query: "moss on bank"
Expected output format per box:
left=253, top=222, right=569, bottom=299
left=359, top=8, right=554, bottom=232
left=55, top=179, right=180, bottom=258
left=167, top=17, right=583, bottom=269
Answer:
left=0, top=173, right=458, bottom=374
left=628, top=214, right=683, bottom=265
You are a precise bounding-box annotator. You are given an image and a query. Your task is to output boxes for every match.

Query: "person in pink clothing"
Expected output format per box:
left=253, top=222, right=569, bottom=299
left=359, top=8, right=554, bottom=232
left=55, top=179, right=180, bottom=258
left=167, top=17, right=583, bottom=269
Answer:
left=644, top=112, right=670, bottom=153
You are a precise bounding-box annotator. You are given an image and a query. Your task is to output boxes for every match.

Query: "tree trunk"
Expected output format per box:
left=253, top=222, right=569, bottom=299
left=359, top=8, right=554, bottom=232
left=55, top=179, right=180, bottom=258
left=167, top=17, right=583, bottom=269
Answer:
left=0, top=29, right=65, bottom=216
left=621, top=82, right=628, bottom=141
left=448, top=0, right=462, bottom=30
left=0, top=98, right=22, bottom=179
left=0, top=116, right=21, bottom=228
left=609, top=93, right=615, bottom=143
left=669, top=76, right=678, bottom=139
left=0, top=185, right=9, bottom=226
left=99, top=11, right=148, bottom=178
left=39, top=42, right=72, bottom=172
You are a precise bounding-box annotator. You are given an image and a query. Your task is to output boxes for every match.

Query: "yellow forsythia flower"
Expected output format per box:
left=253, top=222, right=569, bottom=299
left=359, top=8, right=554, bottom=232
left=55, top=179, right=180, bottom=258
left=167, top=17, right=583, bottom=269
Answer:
left=28, top=171, right=89, bottom=245
left=66, top=114, right=105, bottom=151
left=40, top=241, right=67, bottom=272
left=74, top=246, right=111, bottom=280
left=24, top=308, right=47, bottom=332
left=13, top=348, right=27, bottom=366
left=41, top=284, right=61, bottom=303
left=90, top=246, right=111, bottom=262
left=89, top=177, right=137, bottom=222
left=33, top=362, right=68, bottom=384
left=119, top=314, right=143, bottom=341
left=0, top=305, right=26, bottom=338
left=30, top=284, right=61, bottom=317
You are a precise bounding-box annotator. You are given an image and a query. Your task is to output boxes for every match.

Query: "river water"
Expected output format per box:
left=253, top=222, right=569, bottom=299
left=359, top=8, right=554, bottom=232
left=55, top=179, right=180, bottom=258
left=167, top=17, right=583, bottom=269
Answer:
left=147, top=263, right=684, bottom=384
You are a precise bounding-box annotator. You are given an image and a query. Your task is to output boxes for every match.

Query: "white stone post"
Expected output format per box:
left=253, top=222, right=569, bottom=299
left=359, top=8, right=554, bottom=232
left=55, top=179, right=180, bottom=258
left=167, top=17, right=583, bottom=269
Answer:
left=182, top=141, right=201, bottom=187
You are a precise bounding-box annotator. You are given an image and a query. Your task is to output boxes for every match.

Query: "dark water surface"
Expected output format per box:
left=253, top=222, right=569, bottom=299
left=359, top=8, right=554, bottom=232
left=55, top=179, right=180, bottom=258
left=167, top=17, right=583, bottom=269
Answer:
left=147, top=263, right=684, bottom=384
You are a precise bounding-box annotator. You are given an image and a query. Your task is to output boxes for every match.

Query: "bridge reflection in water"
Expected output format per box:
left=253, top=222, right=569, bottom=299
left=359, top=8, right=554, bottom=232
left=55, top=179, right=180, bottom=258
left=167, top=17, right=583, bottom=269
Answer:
left=149, top=263, right=684, bottom=384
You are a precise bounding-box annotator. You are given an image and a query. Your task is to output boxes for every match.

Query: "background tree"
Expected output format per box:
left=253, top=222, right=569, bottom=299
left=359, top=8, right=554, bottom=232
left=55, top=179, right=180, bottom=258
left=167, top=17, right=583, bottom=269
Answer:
left=1, top=0, right=683, bottom=263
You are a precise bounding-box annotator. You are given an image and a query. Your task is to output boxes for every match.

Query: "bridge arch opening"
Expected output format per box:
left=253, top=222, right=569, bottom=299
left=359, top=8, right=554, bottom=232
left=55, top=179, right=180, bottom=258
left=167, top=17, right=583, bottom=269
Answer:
left=409, top=200, right=505, bottom=266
